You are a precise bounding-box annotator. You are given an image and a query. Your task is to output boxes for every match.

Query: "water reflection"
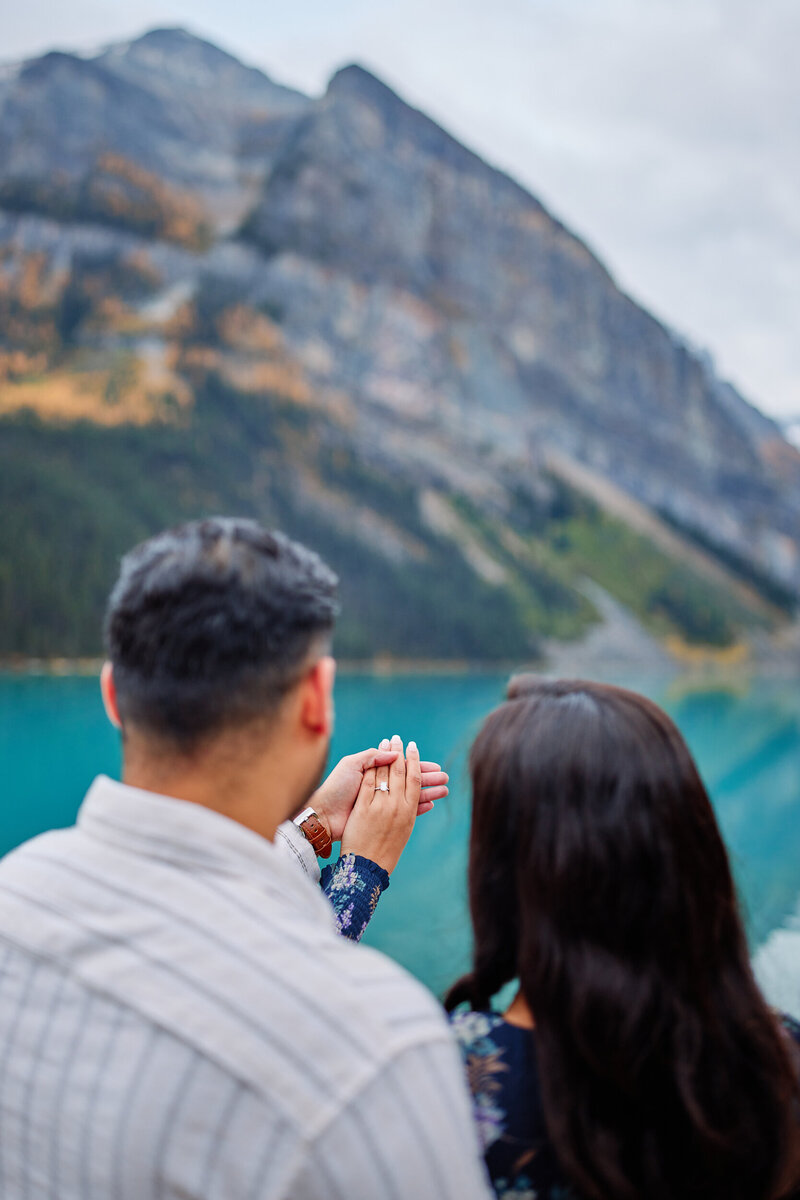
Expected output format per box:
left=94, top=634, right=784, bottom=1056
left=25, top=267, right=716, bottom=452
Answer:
left=754, top=896, right=800, bottom=1019
left=662, top=679, right=800, bottom=947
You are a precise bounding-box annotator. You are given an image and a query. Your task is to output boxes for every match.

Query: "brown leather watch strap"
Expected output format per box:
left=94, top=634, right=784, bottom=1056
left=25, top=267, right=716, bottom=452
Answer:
left=298, top=811, right=333, bottom=859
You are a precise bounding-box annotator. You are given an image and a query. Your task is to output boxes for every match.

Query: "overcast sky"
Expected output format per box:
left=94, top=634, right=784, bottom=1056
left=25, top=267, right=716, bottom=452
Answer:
left=3, top=0, right=799, bottom=423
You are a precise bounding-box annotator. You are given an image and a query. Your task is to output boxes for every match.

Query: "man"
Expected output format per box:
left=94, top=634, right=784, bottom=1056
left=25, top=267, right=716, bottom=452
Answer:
left=0, top=518, right=490, bottom=1199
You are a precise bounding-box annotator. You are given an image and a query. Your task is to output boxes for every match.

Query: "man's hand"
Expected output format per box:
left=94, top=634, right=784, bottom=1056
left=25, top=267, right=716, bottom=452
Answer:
left=340, top=735, right=422, bottom=874
left=312, top=741, right=448, bottom=842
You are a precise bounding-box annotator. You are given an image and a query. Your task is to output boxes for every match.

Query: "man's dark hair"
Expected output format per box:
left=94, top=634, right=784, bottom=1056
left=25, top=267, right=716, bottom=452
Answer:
left=104, top=518, right=339, bottom=748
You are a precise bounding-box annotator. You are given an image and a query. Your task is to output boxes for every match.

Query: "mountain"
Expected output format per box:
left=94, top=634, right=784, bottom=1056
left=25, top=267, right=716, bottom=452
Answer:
left=1, top=28, right=798, bottom=662
left=0, top=28, right=309, bottom=236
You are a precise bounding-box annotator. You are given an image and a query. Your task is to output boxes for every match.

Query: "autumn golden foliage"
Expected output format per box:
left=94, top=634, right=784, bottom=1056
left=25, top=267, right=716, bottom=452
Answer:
left=88, top=154, right=212, bottom=250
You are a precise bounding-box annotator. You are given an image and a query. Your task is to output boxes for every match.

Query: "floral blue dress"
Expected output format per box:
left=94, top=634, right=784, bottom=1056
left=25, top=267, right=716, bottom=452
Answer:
left=320, top=852, right=390, bottom=941
left=450, top=1007, right=800, bottom=1200
left=449, top=1009, right=573, bottom=1199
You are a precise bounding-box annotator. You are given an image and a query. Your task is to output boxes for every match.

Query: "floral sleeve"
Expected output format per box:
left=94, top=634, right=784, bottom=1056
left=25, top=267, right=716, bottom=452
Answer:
left=319, top=853, right=390, bottom=942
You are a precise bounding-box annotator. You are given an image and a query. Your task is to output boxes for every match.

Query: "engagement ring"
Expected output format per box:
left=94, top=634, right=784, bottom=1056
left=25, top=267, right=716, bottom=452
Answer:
left=374, top=782, right=389, bottom=792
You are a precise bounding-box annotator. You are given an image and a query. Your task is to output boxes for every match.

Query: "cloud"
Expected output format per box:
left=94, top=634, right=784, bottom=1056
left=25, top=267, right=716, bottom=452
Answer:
left=2, top=0, right=798, bottom=418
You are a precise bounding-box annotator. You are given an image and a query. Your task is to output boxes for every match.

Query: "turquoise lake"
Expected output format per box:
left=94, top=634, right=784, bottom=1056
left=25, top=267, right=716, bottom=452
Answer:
left=1, top=672, right=799, bottom=998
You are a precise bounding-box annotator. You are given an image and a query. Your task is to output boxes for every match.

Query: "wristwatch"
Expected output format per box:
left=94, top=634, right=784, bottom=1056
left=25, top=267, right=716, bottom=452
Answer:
left=293, top=807, right=333, bottom=859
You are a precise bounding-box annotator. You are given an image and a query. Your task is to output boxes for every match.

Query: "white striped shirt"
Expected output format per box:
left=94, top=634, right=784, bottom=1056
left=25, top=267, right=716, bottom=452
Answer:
left=0, top=776, right=491, bottom=1200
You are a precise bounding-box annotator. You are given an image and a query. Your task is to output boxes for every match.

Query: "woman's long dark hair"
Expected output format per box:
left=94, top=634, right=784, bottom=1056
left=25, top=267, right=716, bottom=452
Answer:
left=446, top=677, right=800, bottom=1200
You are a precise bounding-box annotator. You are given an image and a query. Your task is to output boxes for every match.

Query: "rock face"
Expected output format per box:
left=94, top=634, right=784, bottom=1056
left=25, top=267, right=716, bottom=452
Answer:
left=0, top=28, right=798, bottom=659
left=243, top=62, right=800, bottom=585
left=0, top=28, right=309, bottom=233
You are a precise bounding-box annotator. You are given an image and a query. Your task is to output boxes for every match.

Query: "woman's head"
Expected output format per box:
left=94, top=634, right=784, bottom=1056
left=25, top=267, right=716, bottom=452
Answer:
left=447, top=676, right=800, bottom=1200
left=454, top=676, right=741, bottom=1009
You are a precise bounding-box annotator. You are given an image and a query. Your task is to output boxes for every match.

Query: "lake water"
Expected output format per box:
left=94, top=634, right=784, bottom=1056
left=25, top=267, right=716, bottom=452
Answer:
left=1, top=672, right=799, bottom=998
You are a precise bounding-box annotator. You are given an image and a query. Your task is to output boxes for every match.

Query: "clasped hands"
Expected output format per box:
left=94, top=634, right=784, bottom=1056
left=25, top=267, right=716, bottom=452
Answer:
left=310, top=735, right=449, bottom=875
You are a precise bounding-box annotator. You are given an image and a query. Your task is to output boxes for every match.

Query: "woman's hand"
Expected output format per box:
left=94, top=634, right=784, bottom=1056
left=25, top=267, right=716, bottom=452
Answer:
left=312, top=743, right=448, bottom=842
left=340, top=735, right=422, bottom=874
left=312, top=746, right=398, bottom=842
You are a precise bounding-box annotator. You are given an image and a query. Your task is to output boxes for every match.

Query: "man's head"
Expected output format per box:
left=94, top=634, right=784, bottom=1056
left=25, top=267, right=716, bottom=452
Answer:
left=101, top=518, right=339, bottom=824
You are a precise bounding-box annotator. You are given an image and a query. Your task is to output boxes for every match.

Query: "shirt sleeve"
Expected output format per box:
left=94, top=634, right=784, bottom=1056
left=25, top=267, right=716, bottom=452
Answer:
left=280, top=1035, right=494, bottom=1200
left=273, top=820, right=321, bottom=883
left=319, top=853, right=390, bottom=942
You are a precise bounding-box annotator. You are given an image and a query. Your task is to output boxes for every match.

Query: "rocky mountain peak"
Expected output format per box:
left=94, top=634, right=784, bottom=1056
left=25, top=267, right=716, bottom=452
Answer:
left=327, top=62, right=403, bottom=107
left=98, top=26, right=307, bottom=110
left=124, top=26, right=219, bottom=53
left=323, top=59, right=515, bottom=183
left=104, top=27, right=234, bottom=77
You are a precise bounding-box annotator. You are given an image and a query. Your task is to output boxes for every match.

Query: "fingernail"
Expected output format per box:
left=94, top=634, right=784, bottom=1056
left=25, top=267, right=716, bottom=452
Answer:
left=391, top=733, right=402, bottom=743
left=379, top=738, right=390, bottom=749
left=408, top=740, right=418, bottom=751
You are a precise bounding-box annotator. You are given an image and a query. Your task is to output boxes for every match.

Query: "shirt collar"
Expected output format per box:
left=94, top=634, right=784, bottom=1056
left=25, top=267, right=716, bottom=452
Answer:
left=78, top=775, right=327, bottom=917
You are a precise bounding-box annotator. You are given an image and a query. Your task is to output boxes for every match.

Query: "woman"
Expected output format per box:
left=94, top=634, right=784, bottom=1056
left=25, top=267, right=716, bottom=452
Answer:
left=446, top=677, right=800, bottom=1200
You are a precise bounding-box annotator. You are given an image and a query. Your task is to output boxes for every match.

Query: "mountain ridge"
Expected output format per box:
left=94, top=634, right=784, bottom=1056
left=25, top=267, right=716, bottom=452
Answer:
left=0, top=28, right=798, bottom=662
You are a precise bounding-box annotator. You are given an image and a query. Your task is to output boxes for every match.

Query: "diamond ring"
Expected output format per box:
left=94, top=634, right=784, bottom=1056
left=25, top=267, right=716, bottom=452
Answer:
left=373, top=782, right=389, bottom=793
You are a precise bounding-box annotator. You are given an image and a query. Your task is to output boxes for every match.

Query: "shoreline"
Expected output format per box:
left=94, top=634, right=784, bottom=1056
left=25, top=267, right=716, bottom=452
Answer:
left=0, top=656, right=528, bottom=678
left=1, top=652, right=799, bottom=682
left=4, top=586, right=797, bottom=682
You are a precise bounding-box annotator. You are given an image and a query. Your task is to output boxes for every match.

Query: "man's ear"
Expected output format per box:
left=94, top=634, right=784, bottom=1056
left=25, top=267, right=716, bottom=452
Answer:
left=299, top=655, right=336, bottom=737
left=100, top=661, right=123, bottom=730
